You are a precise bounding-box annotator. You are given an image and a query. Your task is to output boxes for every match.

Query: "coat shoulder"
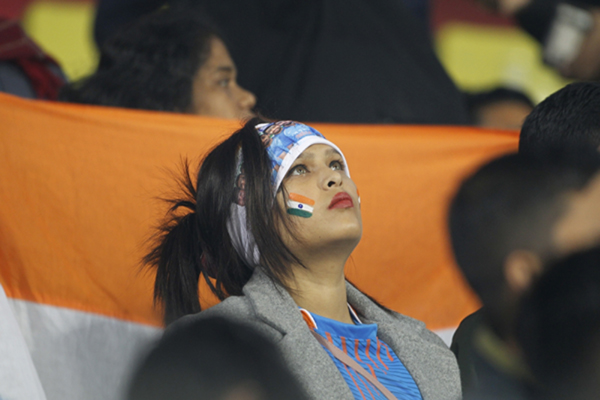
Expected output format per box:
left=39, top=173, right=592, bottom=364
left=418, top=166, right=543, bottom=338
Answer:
left=165, top=294, right=283, bottom=342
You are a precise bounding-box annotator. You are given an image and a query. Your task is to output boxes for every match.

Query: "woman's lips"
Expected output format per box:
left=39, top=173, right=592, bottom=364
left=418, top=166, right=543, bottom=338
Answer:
left=329, top=192, right=354, bottom=209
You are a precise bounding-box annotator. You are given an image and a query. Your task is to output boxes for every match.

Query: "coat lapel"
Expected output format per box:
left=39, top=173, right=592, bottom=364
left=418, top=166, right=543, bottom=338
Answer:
left=242, top=269, right=354, bottom=400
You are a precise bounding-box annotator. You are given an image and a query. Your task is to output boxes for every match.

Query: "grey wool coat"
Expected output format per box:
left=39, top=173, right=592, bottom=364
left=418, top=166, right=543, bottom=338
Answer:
left=172, top=268, right=461, bottom=400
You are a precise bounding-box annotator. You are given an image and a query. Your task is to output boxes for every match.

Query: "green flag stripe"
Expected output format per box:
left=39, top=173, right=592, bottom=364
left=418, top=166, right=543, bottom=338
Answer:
left=287, top=208, right=312, bottom=218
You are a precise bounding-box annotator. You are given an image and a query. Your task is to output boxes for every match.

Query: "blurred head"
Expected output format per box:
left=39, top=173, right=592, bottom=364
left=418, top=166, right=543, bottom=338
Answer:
left=59, top=6, right=255, bottom=119
left=448, top=152, right=600, bottom=337
left=517, top=246, right=600, bottom=400
left=519, top=82, right=600, bottom=157
left=127, top=316, right=308, bottom=400
left=189, top=36, right=256, bottom=119
left=146, top=119, right=360, bottom=324
left=466, top=87, right=535, bottom=130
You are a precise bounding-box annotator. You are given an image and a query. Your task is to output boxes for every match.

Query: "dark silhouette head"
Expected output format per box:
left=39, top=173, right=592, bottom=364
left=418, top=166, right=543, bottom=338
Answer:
left=517, top=245, right=600, bottom=400
left=449, top=152, right=600, bottom=338
left=519, top=82, right=600, bottom=157
left=128, top=316, right=308, bottom=400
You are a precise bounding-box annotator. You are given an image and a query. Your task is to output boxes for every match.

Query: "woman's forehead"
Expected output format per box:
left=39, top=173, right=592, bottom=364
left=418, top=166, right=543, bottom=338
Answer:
left=296, top=144, right=341, bottom=159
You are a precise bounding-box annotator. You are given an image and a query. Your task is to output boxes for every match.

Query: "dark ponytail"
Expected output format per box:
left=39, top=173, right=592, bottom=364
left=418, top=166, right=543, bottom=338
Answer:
left=144, top=163, right=205, bottom=325
left=145, top=118, right=301, bottom=326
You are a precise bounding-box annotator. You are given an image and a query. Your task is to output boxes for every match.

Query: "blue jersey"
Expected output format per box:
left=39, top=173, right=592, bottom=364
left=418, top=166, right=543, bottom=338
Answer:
left=301, top=308, right=423, bottom=400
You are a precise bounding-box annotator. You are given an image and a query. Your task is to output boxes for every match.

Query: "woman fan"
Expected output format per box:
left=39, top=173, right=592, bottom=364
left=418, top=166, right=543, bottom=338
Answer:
left=145, top=119, right=460, bottom=400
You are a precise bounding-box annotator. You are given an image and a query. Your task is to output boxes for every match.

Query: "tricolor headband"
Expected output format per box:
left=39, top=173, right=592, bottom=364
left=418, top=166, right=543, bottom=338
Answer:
left=226, top=121, right=350, bottom=267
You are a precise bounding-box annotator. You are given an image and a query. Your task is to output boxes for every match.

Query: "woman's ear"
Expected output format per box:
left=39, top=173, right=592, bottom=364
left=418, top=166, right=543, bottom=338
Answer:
left=503, top=250, right=543, bottom=295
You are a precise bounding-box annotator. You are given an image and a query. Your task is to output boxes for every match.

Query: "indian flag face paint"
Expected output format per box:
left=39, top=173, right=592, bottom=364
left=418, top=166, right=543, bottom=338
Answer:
left=287, top=193, right=315, bottom=218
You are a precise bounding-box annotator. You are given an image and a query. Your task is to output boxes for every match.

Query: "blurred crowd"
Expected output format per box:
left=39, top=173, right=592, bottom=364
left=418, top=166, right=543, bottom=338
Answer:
left=2, top=1, right=600, bottom=400
left=2, top=0, right=599, bottom=126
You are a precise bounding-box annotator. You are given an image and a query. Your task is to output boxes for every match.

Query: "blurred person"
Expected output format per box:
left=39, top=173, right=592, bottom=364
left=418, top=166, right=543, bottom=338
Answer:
left=127, top=316, right=308, bottom=400
left=448, top=152, right=600, bottom=399
left=93, top=0, right=470, bottom=124
left=517, top=245, right=600, bottom=400
left=145, top=119, right=461, bottom=399
left=519, top=82, right=600, bottom=157
left=0, top=19, right=66, bottom=100
left=59, top=6, right=256, bottom=119
left=478, top=0, right=600, bottom=80
left=466, top=87, right=535, bottom=130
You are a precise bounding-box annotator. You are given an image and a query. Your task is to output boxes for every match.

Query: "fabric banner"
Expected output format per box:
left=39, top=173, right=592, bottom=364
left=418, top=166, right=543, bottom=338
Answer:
left=0, top=284, right=47, bottom=400
left=0, top=92, right=518, bottom=399
left=6, top=296, right=160, bottom=400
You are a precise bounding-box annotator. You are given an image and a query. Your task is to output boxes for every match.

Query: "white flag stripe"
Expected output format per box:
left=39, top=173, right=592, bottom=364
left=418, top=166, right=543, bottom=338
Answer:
left=0, top=285, right=47, bottom=400
left=287, top=200, right=314, bottom=213
left=8, top=299, right=162, bottom=400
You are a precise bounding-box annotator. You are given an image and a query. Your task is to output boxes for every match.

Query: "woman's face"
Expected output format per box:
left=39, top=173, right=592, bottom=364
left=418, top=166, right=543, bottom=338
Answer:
left=276, top=144, right=362, bottom=258
left=190, top=37, right=256, bottom=119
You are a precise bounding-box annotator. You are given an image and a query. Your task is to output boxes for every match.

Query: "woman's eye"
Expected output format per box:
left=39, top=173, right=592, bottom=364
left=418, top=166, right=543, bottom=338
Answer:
left=218, top=79, right=231, bottom=88
left=330, top=160, right=344, bottom=171
left=290, top=165, right=308, bottom=176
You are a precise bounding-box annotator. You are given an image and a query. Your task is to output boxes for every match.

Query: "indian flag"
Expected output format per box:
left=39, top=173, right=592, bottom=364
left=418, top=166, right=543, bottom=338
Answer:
left=287, top=193, right=315, bottom=218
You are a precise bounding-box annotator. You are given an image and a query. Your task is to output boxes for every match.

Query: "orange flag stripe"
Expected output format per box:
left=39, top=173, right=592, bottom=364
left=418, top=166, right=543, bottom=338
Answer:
left=0, top=92, right=518, bottom=329
left=288, top=193, right=316, bottom=205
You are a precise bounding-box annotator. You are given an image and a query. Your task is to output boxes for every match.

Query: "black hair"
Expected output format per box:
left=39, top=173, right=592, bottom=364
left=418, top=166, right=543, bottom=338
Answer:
left=519, top=82, right=600, bottom=157
left=59, top=5, right=217, bottom=112
left=465, top=87, right=534, bottom=126
left=145, top=118, right=302, bottom=325
left=127, top=316, right=308, bottom=400
left=517, top=245, right=600, bottom=400
left=448, top=152, right=600, bottom=331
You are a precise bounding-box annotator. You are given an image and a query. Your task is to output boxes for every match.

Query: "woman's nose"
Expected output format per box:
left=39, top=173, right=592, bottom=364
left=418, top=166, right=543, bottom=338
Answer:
left=324, top=170, right=343, bottom=188
left=238, top=86, right=256, bottom=113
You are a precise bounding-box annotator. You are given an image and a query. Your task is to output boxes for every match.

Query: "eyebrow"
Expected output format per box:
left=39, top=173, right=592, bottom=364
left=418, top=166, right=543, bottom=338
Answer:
left=215, top=66, right=235, bottom=73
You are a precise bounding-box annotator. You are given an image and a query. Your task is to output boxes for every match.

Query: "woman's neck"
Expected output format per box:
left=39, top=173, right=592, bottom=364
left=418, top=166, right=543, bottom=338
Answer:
left=286, top=259, right=353, bottom=324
